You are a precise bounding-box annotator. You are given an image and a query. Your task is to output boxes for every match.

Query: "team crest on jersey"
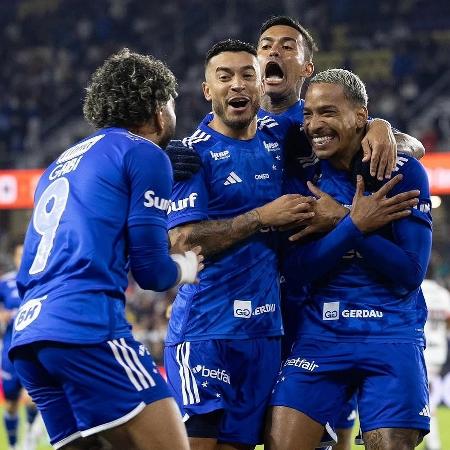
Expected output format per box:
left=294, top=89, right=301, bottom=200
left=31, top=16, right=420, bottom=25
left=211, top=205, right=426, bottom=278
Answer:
left=14, top=295, right=47, bottom=331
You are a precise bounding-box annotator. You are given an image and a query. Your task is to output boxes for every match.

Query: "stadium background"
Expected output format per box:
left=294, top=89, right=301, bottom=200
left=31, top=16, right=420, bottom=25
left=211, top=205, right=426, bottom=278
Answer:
left=0, top=0, right=449, bottom=448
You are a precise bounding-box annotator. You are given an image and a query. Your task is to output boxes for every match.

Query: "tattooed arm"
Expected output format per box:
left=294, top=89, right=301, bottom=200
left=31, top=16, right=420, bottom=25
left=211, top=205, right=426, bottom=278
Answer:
left=170, top=194, right=315, bottom=257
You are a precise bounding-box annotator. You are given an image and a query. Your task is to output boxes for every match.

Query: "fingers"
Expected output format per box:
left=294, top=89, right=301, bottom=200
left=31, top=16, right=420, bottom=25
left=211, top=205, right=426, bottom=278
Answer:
left=306, top=181, right=326, bottom=199
left=354, top=175, right=365, bottom=198
left=361, top=137, right=371, bottom=163
left=386, top=210, right=412, bottom=221
left=384, top=189, right=420, bottom=206
left=288, top=225, right=314, bottom=241
left=385, top=141, right=397, bottom=179
left=375, top=143, right=390, bottom=181
left=385, top=198, right=419, bottom=213
left=373, top=174, right=403, bottom=198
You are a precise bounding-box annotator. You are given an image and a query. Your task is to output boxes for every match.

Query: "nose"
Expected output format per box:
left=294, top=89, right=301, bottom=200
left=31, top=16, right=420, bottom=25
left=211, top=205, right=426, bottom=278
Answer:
left=269, top=46, right=280, bottom=57
left=305, top=114, right=323, bottom=134
left=230, top=76, right=245, bottom=92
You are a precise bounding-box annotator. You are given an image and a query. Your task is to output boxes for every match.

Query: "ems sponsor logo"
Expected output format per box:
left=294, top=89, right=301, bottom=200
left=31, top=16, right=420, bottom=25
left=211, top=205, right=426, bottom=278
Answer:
left=284, top=357, right=319, bottom=371
left=168, top=193, right=198, bottom=213
left=143, top=190, right=171, bottom=211
left=255, top=173, right=270, bottom=180
left=323, top=301, right=340, bottom=321
left=210, top=149, right=230, bottom=160
left=233, top=300, right=276, bottom=318
left=192, top=365, right=231, bottom=384
left=342, top=309, right=383, bottom=318
left=14, top=295, right=47, bottom=331
left=263, top=141, right=280, bottom=152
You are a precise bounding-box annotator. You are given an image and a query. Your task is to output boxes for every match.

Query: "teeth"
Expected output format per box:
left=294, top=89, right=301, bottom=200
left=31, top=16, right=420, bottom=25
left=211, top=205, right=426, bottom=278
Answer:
left=312, top=136, right=333, bottom=145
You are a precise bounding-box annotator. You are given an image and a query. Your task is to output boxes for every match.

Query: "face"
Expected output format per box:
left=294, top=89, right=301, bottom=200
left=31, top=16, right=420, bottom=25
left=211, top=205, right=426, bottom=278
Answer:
left=303, top=83, right=367, bottom=160
left=258, top=25, right=314, bottom=99
left=158, top=97, right=176, bottom=149
left=203, top=51, right=261, bottom=130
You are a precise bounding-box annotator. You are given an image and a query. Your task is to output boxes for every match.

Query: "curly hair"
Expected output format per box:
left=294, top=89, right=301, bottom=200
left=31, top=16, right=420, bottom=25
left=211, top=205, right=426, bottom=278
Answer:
left=83, top=48, right=177, bottom=129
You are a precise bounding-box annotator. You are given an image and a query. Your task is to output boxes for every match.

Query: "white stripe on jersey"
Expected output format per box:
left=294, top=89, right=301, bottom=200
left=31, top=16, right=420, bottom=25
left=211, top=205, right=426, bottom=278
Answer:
left=176, top=342, right=200, bottom=405
left=182, top=130, right=211, bottom=148
left=257, top=116, right=279, bottom=130
left=108, top=340, right=143, bottom=391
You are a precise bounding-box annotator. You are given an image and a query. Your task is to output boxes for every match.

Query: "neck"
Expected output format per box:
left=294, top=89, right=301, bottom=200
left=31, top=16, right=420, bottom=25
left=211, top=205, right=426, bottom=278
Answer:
left=208, top=116, right=257, bottom=140
left=329, top=132, right=364, bottom=171
left=127, top=123, right=158, bottom=145
left=260, top=92, right=299, bottom=114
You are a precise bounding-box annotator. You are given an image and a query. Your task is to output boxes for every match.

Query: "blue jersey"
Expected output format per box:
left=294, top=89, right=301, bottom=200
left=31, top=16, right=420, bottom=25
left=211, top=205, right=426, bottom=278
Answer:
left=258, top=100, right=304, bottom=126
left=282, top=154, right=432, bottom=344
left=166, top=116, right=291, bottom=343
left=11, top=127, right=174, bottom=349
left=0, top=271, right=20, bottom=348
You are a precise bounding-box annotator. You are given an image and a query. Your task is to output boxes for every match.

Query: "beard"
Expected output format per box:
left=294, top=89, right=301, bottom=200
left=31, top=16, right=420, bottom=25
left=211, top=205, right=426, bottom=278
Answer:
left=212, top=98, right=260, bottom=130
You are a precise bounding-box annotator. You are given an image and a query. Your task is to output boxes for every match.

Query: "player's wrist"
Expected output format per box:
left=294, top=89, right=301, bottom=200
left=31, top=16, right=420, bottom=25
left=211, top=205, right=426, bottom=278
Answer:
left=171, top=251, right=199, bottom=285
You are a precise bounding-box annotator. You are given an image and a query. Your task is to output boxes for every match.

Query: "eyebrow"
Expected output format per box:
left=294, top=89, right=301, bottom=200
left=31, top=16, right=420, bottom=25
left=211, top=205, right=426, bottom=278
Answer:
left=259, top=36, right=297, bottom=44
left=215, top=65, right=256, bottom=72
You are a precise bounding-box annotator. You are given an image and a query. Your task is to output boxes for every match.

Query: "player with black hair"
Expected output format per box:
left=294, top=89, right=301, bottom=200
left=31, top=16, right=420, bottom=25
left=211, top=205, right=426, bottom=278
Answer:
left=9, top=48, right=203, bottom=450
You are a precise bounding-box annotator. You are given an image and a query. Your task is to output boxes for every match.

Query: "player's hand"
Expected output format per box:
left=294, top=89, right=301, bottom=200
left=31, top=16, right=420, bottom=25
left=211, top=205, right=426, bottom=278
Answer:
left=166, top=140, right=202, bottom=181
left=171, top=246, right=204, bottom=285
left=256, top=194, right=315, bottom=227
left=350, top=174, right=419, bottom=233
left=362, top=118, right=397, bottom=181
left=288, top=182, right=349, bottom=241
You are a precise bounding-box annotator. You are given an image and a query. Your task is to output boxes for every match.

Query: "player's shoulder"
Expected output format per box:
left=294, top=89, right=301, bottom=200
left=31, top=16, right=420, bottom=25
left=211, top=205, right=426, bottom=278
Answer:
left=180, top=127, right=215, bottom=155
left=393, top=152, right=427, bottom=177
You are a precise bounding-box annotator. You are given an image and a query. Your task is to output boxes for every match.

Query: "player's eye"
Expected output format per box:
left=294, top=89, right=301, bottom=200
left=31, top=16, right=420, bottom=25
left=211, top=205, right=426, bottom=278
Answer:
left=260, top=44, right=271, bottom=50
left=218, top=75, right=231, bottom=81
left=282, top=45, right=294, bottom=50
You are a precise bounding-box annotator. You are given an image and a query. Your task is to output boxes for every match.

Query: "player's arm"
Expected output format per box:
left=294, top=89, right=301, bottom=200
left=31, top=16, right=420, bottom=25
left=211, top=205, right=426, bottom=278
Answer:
left=170, top=194, right=315, bottom=258
left=125, top=144, right=202, bottom=290
left=352, top=160, right=432, bottom=291
left=284, top=174, right=419, bottom=284
left=363, top=118, right=425, bottom=180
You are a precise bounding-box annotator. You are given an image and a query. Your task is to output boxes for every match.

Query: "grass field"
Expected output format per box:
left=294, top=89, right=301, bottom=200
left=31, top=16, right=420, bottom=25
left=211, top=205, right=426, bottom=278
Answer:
left=1, top=406, right=449, bottom=449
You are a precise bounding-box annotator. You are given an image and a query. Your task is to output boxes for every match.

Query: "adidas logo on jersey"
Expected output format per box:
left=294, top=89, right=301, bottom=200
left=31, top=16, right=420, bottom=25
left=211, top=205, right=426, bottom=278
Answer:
left=419, top=405, right=431, bottom=417
left=224, top=172, right=242, bottom=185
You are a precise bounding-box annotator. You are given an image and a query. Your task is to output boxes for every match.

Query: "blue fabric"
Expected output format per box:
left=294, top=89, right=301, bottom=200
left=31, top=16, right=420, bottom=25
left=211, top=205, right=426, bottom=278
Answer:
left=166, top=115, right=291, bottom=344
left=11, top=128, right=178, bottom=350
left=12, top=337, right=171, bottom=448
left=4, top=412, right=19, bottom=446
left=282, top=155, right=432, bottom=344
left=271, top=340, right=429, bottom=434
left=164, top=337, right=281, bottom=445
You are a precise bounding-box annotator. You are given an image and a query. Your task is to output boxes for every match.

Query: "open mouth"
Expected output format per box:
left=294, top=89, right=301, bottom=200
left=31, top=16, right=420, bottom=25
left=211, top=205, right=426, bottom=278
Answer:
left=228, top=97, right=250, bottom=110
left=311, top=135, right=336, bottom=149
left=264, top=62, right=284, bottom=83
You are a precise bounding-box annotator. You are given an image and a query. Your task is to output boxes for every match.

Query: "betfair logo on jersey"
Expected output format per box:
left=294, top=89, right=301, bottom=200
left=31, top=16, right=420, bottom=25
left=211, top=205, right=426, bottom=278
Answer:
left=323, top=301, right=340, bottom=320
left=143, top=190, right=170, bottom=211
left=263, top=141, right=280, bottom=152
left=342, top=309, right=383, bottom=318
left=192, top=365, right=231, bottom=384
left=210, top=149, right=230, bottom=160
left=167, top=193, right=198, bottom=213
left=284, top=357, right=319, bottom=371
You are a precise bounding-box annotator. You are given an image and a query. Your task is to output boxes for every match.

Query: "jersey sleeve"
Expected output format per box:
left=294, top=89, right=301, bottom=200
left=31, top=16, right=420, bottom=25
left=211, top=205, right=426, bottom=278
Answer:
left=389, top=155, right=432, bottom=228
left=167, top=167, right=209, bottom=229
left=124, top=143, right=173, bottom=228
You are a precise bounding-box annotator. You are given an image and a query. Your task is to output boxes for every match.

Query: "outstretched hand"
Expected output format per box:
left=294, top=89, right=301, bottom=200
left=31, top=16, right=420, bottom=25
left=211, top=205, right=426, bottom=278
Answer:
left=350, top=174, right=419, bottom=233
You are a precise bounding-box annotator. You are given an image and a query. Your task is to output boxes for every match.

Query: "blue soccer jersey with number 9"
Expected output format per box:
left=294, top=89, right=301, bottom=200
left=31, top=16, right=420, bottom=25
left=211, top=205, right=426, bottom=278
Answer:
left=11, top=127, right=173, bottom=350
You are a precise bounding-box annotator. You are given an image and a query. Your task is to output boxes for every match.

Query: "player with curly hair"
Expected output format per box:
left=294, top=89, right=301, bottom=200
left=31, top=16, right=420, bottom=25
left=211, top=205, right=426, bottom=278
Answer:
left=8, top=48, right=203, bottom=450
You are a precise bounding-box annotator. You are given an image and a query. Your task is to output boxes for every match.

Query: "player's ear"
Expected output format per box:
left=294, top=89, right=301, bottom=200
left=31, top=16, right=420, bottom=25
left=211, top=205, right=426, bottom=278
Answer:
left=303, top=61, right=314, bottom=78
left=355, top=106, right=368, bottom=129
left=203, top=82, right=212, bottom=102
left=154, top=109, right=164, bottom=134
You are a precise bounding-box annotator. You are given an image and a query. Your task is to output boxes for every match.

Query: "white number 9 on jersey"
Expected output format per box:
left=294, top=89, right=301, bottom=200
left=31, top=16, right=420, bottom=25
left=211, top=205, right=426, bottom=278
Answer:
left=29, top=177, right=70, bottom=275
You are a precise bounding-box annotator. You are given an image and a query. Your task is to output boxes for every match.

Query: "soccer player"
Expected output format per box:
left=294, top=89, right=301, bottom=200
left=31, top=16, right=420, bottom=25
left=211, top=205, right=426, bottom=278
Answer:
left=164, top=39, right=318, bottom=450
left=0, top=238, right=39, bottom=450
left=268, top=69, right=432, bottom=450
left=8, top=49, right=203, bottom=450
left=421, top=276, right=450, bottom=450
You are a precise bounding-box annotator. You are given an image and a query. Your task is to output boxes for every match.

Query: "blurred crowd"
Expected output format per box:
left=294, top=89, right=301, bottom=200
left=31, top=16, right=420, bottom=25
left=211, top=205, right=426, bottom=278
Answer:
left=0, top=0, right=449, bottom=168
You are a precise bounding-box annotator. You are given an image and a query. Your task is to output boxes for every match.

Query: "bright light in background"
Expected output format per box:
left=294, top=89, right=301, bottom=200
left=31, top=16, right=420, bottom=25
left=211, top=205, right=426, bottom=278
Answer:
left=431, top=195, right=442, bottom=208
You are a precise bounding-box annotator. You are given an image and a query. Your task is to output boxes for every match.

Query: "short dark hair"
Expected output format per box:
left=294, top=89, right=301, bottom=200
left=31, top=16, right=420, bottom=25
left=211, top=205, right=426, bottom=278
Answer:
left=83, top=48, right=177, bottom=129
left=205, top=39, right=257, bottom=67
left=259, top=15, right=318, bottom=61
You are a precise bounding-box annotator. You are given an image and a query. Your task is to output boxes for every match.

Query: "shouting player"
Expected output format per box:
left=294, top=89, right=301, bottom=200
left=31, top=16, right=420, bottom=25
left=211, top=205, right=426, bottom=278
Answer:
left=9, top=49, right=203, bottom=450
